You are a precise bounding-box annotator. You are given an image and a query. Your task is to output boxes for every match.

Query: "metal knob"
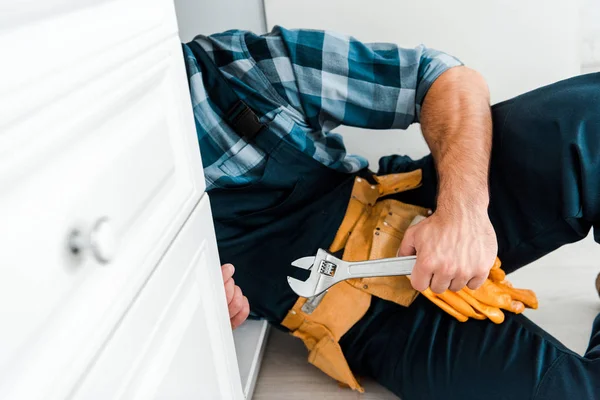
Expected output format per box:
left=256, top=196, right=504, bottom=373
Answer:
left=69, top=217, right=117, bottom=264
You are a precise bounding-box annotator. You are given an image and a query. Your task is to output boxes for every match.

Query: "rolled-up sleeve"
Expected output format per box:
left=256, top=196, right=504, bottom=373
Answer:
left=246, top=26, right=462, bottom=133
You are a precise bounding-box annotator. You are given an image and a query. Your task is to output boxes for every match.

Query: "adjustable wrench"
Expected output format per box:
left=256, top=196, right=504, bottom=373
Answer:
left=287, top=249, right=416, bottom=298
left=287, top=215, right=425, bottom=298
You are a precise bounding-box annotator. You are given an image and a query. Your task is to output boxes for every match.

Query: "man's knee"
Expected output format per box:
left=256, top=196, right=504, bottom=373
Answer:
left=497, top=72, right=600, bottom=161
left=529, top=72, right=600, bottom=130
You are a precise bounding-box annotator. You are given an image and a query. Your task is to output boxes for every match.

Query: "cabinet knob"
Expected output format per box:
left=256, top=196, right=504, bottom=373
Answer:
left=69, top=217, right=117, bottom=264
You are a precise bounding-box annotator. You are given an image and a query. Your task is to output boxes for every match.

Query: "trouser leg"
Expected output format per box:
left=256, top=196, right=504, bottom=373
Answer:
left=340, top=296, right=600, bottom=400
left=378, top=72, right=600, bottom=272
left=487, top=72, right=600, bottom=271
left=350, top=73, right=600, bottom=399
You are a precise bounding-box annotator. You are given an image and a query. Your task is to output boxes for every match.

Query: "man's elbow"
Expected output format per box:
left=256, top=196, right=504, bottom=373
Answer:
left=441, top=66, right=490, bottom=102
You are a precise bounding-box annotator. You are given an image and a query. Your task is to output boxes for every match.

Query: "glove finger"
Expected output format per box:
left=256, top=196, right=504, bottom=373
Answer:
left=422, top=288, right=469, bottom=322
left=488, top=266, right=506, bottom=283
left=492, top=257, right=502, bottom=270
left=456, top=290, right=505, bottom=324
left=496, top=283, right=539, bottom=309
left=505, top=300, right=525, bottom=314
left=499, top=279, right=514, bottom=288
left=464, top=281, right=512, bottom=309
left=437, top=290, right=486, bottom=320
left=488, top=258, right=506, bottom=283
left=471, top=280, right=528, bottom=313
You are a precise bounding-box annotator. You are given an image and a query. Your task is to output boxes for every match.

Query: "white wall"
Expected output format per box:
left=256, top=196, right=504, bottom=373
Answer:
left=174, top=0, right=266, bottom=42
left=582, top=0, right=600, bottom=73
left=264, top=0, right=580, bottom=166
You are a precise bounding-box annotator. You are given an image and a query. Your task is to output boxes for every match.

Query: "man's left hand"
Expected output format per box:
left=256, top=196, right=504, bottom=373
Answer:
left=221, top=263, right=250, bottom=329
left=398, top=207, right=498, bottom=293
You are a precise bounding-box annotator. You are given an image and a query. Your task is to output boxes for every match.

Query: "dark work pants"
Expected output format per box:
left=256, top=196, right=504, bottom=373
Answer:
left=340, top=73, right=600, bottom=399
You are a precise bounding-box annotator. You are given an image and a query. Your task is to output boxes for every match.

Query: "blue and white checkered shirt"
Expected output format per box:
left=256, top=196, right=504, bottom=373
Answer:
left=183, top=26, right=462, bottom=190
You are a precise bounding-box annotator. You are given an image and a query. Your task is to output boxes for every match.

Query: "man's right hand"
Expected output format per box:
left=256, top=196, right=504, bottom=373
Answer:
left=398, top=208, right=498, bottom=293
left=221, top=263, right=250, bottom=330
left=408, top=66, right=496, bottom=294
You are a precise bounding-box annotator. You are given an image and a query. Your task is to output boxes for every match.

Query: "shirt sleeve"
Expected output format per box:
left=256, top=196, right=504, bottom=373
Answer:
left=242, top=26, right=463, bottom=133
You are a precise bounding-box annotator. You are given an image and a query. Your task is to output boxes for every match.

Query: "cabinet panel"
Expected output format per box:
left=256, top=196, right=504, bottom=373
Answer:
left=0, top=36, right=204, bottom=400
left=71, top=196, right=243, bottom=400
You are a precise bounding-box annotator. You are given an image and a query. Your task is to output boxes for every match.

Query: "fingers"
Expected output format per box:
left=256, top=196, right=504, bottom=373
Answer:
left=448, top=274, right=470, bottom=292
left=224, top=275, right=235, bottom=304
left=466, top=274, right=487, bottom=290
left=430, top=271, right=452, bottom=294
left=397, top=227, right=416, bottom=257
left=221, top=263, right=251, bottom=329
left=400, top=208, right=498, bottom=295
left=430, top=266, right=476, bottom=293
left=229, top=286, right=250, bottom=329
left=222, top=263, right=236, bottom=304
left=411, top=252, right=491, bottom=293
left=230, top=296, right=250, bottom=330
left=221, top=263, right=235, bottom=282
left=413, top=260, right=490, bottom=293
left=228, top=286, right=244, bottom=316
left=401, top=228, right=435, bottom=292
left=409, top=258, right=433, bottom=292
left=487, top=263, right=506, bottom=282
left=415, top=254, right=460, bottom=293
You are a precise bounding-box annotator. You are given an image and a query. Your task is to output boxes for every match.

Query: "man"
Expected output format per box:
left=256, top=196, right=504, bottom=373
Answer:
left=183, top=26, right=600, bottom=399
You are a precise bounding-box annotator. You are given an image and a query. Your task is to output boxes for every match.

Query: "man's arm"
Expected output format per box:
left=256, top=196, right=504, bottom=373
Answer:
left=241, top=26, right=464, bottom=131
left=398, top=66, right=497, bottom=293
left=239, top=27, right=496, bottom=292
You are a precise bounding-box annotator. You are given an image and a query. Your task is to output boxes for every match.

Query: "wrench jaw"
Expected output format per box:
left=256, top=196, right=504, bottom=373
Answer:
left=287, top=276, right=320, bottom=298
left=288, top=249, right=339, bottom=298
left=288, top=256, right=319, bottom=298
left=288, top=241, right=420, bottom=298
left=287, top=274, right=336, bottom=298
left=291, top=256, right=316, bottom=270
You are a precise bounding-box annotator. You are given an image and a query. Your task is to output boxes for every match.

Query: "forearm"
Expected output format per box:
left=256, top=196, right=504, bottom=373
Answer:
left=420, top=66, right=492, bottom=214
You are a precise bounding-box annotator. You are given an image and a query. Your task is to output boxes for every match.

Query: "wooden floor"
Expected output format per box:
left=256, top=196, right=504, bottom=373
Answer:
left=252, top=234, right=600, bottom=400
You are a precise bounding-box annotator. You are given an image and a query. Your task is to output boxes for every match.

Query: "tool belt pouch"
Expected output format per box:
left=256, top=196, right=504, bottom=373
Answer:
left=282, top=282, right=370, bottom=392
left=282, top=170, right=430, bottom=392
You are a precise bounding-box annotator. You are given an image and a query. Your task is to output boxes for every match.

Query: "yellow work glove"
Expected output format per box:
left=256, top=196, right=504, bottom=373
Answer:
left=419, top=258, right=538, bottom=324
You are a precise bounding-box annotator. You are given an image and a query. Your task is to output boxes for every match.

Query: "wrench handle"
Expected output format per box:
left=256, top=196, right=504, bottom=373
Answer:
left=347, top=256, right=416, bottom=278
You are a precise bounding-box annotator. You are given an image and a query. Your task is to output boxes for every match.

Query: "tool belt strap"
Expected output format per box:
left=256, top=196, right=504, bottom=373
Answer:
left=282, top=170, right=430, bottom=392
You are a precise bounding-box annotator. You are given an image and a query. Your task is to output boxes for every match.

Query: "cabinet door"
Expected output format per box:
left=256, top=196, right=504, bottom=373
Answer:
left=0, top=0, right=242, bottom=398
left=71, top=195, right=244, bottom=400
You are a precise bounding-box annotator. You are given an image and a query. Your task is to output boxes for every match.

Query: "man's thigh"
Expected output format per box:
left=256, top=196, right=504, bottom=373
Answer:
left=485, top=73, right=600, bottom=271
left=340, top=296, right=575, bottom=400
left=379, top=73, right=600, bottom=272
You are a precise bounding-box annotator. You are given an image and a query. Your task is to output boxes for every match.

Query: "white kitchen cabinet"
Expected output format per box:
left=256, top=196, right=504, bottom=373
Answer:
left=70, top=196, right=241, bottom=400
left=0, top=1, right=248, bottom=399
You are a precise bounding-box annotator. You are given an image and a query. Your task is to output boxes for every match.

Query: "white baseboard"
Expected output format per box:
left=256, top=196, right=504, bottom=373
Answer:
left=233, top=320, right=270, bottom=400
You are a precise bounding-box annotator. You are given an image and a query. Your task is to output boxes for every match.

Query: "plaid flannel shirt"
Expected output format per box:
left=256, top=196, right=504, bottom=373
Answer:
left=183, top=26, right=462, bottom=190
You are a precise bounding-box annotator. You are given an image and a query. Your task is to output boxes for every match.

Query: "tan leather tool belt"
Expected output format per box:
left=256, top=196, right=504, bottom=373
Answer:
left=281, top=170, right=430, bottom=392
